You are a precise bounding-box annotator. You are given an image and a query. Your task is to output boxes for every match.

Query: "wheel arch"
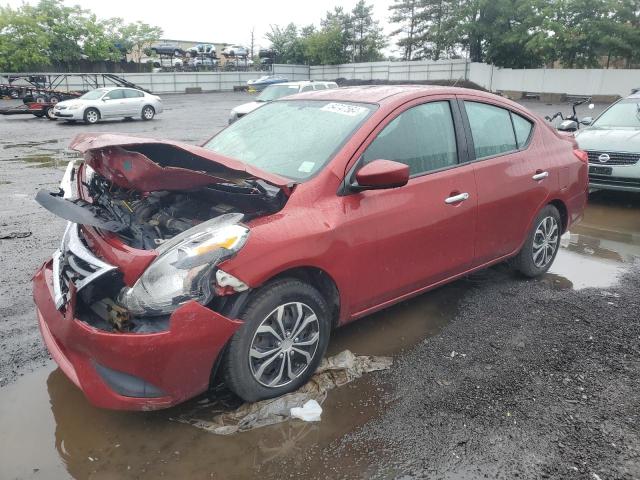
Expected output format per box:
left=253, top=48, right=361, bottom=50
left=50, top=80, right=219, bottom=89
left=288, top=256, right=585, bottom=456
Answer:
left=548, top=198, right=568, bottom=233
left=264, top=266, right=341, bottom=329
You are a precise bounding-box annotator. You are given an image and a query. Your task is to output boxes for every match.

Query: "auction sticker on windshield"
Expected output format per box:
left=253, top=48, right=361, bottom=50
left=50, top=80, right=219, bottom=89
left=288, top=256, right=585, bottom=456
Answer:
left=321, top=102, right=369, bottom=116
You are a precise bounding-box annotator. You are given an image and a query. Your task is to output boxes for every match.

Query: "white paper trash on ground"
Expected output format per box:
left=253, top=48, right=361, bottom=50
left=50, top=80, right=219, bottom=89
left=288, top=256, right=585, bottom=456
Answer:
left=290, top=399, right=323, bottom=422
left=173, top=350, right=392, bottom=435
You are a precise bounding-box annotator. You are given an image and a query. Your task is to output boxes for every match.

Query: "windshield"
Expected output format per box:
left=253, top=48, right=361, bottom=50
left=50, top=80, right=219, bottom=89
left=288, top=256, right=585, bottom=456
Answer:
left=257, top=85, right=300, bottom=102
left=592, top=99, right=640, bottom=129
left=204, top=100, right=376, bottom=181
left=80, top=88, right=108, bottom=100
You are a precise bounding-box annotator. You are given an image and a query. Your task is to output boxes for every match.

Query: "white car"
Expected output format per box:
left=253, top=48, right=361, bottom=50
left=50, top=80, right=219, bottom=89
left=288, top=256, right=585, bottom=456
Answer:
left=52, top=87, right=164, bottom=124
left=229, top=81, right=339, bottom=124
left=222, top=45, right=248, bottom=57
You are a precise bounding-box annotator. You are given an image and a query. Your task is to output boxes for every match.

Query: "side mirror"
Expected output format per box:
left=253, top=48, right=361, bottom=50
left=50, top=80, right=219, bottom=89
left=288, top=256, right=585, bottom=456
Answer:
left=102, top=97, right=109, bottom=101
left=580, top=117, right=593, bottom=126
left=588, top=103, right=595, bottom=110
left=557, top=119, right=578, bottom=132
left=352, top=159, right=409, bottom=192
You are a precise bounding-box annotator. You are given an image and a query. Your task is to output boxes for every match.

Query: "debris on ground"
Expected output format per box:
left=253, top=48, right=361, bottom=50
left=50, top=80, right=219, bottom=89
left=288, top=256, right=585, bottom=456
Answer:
left=291, top=399, right=323, bottom=422
left=173, top=350, right=392, bottom=435
left=0, top=231, right=32, bottom=239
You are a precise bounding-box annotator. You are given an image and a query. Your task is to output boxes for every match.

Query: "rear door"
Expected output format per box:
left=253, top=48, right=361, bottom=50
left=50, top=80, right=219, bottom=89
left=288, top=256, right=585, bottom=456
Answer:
left=340, top=97, right=477, bottom=314
left=458, top=96, right=554, bottom=266
left=123, top=89, right=145, bottom=116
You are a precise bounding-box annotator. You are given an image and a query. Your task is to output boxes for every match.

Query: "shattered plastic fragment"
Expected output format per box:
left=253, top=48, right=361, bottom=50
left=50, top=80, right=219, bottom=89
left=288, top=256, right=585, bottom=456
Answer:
left=290, top=399, right=322, bottom=422
left=173, top=350, right=392, bottom=435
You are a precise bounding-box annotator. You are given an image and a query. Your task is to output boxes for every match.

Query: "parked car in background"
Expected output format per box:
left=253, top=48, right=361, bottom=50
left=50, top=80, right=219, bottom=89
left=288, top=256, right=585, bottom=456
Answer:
left=193, top=57, right=219, bottom=69
left=33, top=86, right=588, bottom=410
left=246, top=75, right=289, bottom=90
left=229, top=81, right=338, bottom=123
left=188, top=44, right=218, bottom=58
left=575, top=90, right=640, bottom=192
left=150, top=43, right=184, bottom=57
left=52, top=87, right=163, bottom=124
left=222, top=45, right=248, bottom=57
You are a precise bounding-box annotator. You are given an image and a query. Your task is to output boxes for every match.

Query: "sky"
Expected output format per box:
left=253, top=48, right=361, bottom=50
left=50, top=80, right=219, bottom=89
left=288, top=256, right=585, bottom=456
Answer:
left=3, top=0, right=398, bottom=53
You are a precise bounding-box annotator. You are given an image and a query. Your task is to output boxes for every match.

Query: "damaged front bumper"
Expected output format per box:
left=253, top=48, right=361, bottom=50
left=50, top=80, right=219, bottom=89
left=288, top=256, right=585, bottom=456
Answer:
left=33, top=259, right=243, bottom=410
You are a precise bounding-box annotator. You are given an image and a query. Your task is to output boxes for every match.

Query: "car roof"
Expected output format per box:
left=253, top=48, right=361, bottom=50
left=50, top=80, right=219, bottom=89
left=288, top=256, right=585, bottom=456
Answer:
left=627, top=90, right=640, bottom=99
left=288, top=84, right=495, bottom=104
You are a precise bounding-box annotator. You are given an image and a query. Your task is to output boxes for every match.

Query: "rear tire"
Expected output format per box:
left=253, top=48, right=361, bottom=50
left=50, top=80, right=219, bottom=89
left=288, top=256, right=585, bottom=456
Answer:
left=512, top=205, right=561, bottom=278
left=141, top=105, right=155, bottom=121
left=83, top=108, right=100, bottom=124
left=223, top=279, right=331, bottom=402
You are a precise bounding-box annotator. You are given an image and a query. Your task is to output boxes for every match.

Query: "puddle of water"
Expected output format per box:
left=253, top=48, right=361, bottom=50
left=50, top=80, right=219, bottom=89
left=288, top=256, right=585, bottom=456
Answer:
left=0, top=285, right=464, bottom=480
left=1, top=150, right=81, bottom=169
left=3, top=139, right=58, bottom=149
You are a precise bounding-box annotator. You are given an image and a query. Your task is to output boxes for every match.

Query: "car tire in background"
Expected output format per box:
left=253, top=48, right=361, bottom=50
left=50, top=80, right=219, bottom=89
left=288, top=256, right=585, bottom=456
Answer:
left=83, top=108, right=100, bottom=125
left=45, top=106, right=57, bottom=120
left=512, top=204, right=562, bottom=277
left=141, top=105, right=155, bottom=121
left=223, top=279, right=331, bottom=402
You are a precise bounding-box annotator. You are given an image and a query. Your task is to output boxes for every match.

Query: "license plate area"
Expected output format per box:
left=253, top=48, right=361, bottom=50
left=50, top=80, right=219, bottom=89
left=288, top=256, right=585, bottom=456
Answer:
left=589, top=165, right=612, bottom=175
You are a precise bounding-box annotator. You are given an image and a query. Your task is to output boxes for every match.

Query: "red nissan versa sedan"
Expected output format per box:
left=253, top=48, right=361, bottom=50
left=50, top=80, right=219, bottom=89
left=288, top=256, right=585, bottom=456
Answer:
left=33, top=86, right=588, bottom=410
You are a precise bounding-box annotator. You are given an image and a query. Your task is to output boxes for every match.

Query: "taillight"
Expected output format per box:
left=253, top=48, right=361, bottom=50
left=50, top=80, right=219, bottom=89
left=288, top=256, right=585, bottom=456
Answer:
left=573, top=149, right=588, bottom=163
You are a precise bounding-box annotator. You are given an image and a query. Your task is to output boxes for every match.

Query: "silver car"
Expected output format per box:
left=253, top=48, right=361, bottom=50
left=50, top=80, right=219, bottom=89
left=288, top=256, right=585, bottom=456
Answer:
left=229, top=81, right=339, bottom=124
left=576, top=90, right=640, bottom=192
left=52, top=87, right=164, bottom=124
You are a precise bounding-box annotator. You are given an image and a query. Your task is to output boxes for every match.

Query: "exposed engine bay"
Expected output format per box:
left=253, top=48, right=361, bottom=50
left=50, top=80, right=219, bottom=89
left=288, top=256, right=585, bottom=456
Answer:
left=83, top=171, right=284, bottom=250
left=35, top=134, right=292, bottom=333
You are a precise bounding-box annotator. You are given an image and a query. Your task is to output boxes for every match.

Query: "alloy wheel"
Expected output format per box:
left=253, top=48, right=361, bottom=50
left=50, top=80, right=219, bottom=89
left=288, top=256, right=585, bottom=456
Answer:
left=248, top=302, right=320, bottom=388
left=532, top=216, right=559, bottom=268
left=143, top=107, right=154, bottom=119
left=86, top=110, right=99, bottom=123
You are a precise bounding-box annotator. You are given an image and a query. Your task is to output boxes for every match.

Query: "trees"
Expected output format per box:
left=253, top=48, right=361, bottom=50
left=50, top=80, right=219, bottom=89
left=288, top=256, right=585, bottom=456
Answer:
left=389, top=0, right=423, bottom=60
left=0, top=0, right=162, bottom=71
left=350, top=0, right=386, bottom=62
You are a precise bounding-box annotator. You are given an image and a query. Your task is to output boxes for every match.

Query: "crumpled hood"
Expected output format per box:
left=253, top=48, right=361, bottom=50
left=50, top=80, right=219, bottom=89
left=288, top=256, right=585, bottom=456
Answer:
left=69, top=133, right=293, bottom=192
left=575, top=128, right=640, bottom=153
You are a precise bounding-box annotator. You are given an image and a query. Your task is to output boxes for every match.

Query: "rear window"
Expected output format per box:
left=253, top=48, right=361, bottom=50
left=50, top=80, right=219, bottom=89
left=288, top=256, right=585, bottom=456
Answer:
left=464, top=101, right=517, bottom=159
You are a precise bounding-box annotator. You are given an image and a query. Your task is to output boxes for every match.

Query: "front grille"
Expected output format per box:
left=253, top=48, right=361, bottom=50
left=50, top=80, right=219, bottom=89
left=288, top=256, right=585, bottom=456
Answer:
left=589, top=174, right=640, bottom=188
left=587, top=150, right=640, bottom=166
left=53, top=223, right=117, bottom=309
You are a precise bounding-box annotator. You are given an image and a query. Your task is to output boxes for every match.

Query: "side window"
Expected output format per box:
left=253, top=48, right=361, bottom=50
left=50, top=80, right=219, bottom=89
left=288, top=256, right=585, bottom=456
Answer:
left=300, top=85, right=314, bottom=92
left=464, top=101, right=517, bottom=159
left=362, top=101, right=458, bottom=176
left=124, top=89, right=143, bottom=98
left=511, top=113, right=533, bottom=148
left=314, top=83, right=327, bottom=90
left=106, top=89, right=124, bottom=100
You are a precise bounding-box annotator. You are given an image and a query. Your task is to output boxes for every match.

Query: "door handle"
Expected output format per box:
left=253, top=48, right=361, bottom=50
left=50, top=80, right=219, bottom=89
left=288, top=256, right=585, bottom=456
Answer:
left=532, top=171, right=549, bottom=181
left=444, top=192, right=469, bottom=204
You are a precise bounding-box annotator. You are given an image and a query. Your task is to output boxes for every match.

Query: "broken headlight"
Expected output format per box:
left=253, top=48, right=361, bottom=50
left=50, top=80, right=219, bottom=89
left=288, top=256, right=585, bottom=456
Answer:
left=118, top=216, right=249, bottom=316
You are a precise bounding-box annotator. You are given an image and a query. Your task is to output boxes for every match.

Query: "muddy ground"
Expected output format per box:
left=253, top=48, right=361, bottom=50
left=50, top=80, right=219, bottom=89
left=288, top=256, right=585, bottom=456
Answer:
left=1, top=92, right=639, bottom=479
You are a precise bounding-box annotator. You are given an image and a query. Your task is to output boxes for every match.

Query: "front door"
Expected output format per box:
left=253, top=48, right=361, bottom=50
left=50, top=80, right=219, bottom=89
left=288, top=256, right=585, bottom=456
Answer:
left=339, top=99, right=477, bottom=315
left=100, top=89, right=126, bottom=117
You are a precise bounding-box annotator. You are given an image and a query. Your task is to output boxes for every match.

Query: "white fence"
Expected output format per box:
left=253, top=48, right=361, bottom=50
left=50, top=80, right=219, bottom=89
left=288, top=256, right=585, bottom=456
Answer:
left=0, top=65, right=311, bottom=94
left=310, top=60, right=469, bottom=82
left=309, top=60, right=639, bottom=98
left=2, top=62, right=638, bottom=97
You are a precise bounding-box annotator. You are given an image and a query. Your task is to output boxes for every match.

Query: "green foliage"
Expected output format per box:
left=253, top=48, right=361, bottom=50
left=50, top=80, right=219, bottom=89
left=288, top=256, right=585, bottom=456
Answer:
left=266, top=2, right=385, bottom=65
left=0, top=0, right=163, bottom=71
left=389, top=0, right=640, bottom=68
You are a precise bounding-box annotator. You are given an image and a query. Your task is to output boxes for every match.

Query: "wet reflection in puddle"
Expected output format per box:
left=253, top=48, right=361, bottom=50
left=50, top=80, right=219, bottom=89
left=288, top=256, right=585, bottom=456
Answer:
left=0, top=285, right=464, bottom=480
left=544, top=232, right=637, bottom=290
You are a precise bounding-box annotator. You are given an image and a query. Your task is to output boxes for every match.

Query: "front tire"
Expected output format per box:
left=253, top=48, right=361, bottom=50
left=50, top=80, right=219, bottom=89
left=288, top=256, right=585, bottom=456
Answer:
left=83, top=108, right=100, bottom=124
left=223, top=279, right=331, bottom=402
left=141, top=105, right=155, bottom=120
left=512, top=205, right=561, bottom=277
left=45, top=106, right=57, bottom=120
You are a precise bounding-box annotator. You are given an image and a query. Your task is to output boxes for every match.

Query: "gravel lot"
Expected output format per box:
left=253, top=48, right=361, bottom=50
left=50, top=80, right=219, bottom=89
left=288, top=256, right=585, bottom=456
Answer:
left=0, top=90, right=638, bottom=480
